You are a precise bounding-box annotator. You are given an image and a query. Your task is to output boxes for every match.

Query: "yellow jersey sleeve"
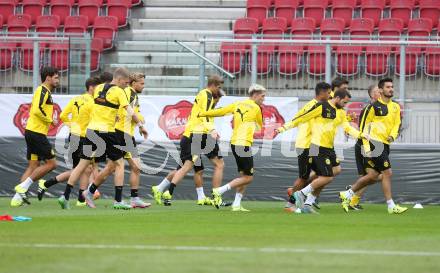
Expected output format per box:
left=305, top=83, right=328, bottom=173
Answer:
left=360, top=104, right=374, bottom=153
left=278, top=103, right=322, bottom=132
left=30, top=87, right=52, bottom=123
left=255, top=105, right=263, bottom=131
left=60, top=98, right=75, bottom=126
left=200, top=102, right=236, bottom=118
left=390, top=103, right=401, bottom=140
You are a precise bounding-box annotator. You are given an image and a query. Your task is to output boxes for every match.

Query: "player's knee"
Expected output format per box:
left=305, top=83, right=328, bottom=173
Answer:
left=213, top=159, right=224, bottom=171
left=384, top=169, right=393, bottom=177
left=132, top=164, right=141, bottom=175
left=47, top=159, right=57, bottom=170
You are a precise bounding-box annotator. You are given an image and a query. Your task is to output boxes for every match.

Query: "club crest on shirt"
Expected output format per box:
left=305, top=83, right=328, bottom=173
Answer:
left=13, top=103, right=63, bottom=136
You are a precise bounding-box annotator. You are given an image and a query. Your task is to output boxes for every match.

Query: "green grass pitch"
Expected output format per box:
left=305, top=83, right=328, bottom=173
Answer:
left=1, top=198, right=440, bottom=273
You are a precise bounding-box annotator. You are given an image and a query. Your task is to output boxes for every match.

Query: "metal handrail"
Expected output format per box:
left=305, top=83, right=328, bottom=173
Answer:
left=174, top=40, right=235, bottom=80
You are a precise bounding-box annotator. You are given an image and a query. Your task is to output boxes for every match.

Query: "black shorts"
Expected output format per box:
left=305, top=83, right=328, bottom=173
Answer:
left=25, top=129, right=55, bottom=161
left=115, top=129, right=139, bottom=160
left=296, top=148, right=312, bottom=180
left=67, top=134, right=85, bottom=168
left=179, top=134, right=222, bottom=171
left=355, top=140, right=366, bottom=176
left=309, top=145, right=336, bottom=177
left=231, top=145, right=254, bottom=176
left=81, top=129, right=125, bottom=162
left=364, top=140, right=391, bottom=173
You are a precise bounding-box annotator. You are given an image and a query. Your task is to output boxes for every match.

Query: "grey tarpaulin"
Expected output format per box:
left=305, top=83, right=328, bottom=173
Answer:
left=1, top=137, right=439, bottom=204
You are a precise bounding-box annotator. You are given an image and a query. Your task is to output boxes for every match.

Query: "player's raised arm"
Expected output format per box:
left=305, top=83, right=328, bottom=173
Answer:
left=277, top=103, right=323, bottom=133
left=199, top=102, right=236, bottom=118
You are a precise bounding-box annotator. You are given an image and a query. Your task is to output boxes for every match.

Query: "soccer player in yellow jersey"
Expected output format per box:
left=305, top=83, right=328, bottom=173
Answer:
left=11, top=67, right=60, bottom=207
left=339, top=78, right=408, bottom=214
left=283, top=82, right=331, bottom=212
left=276, top=89, right=366, bottom=213
left=151, top=75, right=225, bottom=206
left=113, top=72, right=151, bottom=208
left=60, top=68, right=146, bottom=210
left=153, top=95, right=225, bottom=206
left=37, top=77, right=101, bottom=207
left=199, top=84, right=265, bottom=211
left=346, top=85, right=382, bottom=210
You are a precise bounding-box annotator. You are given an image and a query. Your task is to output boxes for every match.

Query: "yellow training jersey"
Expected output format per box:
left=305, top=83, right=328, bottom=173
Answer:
left=200, top=99, right=263, bottom=147
left=183, top=88, right=216, bottom=137
left=60, top=92, right=93, bottom=137
left=115, top=87, right=144, bottom=136
left=26, top=84, right=54, bottom=135
left=360, top=98, right=401, bottom=147
left=279, top=101, right=361, bottom=149
left=283, top=98, right=318, bottom=149
left=87, top=83, right=129, bottom=133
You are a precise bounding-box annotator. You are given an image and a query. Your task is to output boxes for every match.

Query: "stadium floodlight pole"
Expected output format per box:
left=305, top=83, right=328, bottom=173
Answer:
left=251, top=34, right=258, bottom=85
left=399, top=41, right=406, bottom=109
left=325, top=37, right=332, bottom=84
left=32, top=35, right=40, bottom=91
left=199, top=39, right=206, bottom=90
left=174, top=40, right=235, bottom=80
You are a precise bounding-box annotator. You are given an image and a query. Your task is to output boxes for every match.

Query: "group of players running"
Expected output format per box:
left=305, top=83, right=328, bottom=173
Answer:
left=9, top=66, right=407, bottom=214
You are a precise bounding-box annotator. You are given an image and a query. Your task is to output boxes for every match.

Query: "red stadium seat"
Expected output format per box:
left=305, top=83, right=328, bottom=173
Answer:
left=277, top=45, right=303, bottom=75
left=233, top=17, right=259, bottom=37
left=250, top=45, right=276, bottom=74
left=246, top=0, right=271, bottom=27
left=92, top=16, right=118, bottom=49
left=0, top=42, right=16, bottom=70
left=36, top=15, right=61, bottom=47
left=349, top=18, right=374, bottom=39
left=78, top=0, right=101, bottom=26
left=22, top=0, right=45, bottom=25
left=365, top=45, right=392, bottom=76
left=335, top=46, right=363, bottom=76
left=90, top=38, right=104, bottom=71
left=303, top=0, right=328, bottom=28
left=107, top=0, right=130, bottom=27
left=390, top=0, right=415, bottom=28
left=331, top=0, right=356, bottom=28
left=320, top=18, right=345, bottom=39
left=395, top=46, right=422, bottom=76
left=424, top=47, right=440, bottom=77
left=262, top=17, right=287, bottom=38
left=360, top=0, right=385, bottom=27
left=220, top=43, right=247, bottom=74
left=290, top=17, right=315, bottom=38
left=36, top=15, right=60, bottom=33
left=419, top=0, right=440, bottom=29
left=0, top=1, right=15, bottom=26
left=64, top=15, right=88, bottom=33
left=307, top=45, right=326, bottom=76
left=407, top=18, right=432, bottom=40
left=49, top=43, right=69, bottom=71
left=274, top=0, right=299, bottom=27
left=19, top=42, right=43, bottom=71
left=378, top=18, right=404, bottom=40
left=7, top=14, right=32, bottom=35
left=50, top=0, right=72, bottom=25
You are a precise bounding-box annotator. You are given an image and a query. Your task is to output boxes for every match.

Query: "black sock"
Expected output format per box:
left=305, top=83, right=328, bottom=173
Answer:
left=131, top=189, right=138, bottom=198
left=63, top=184, right=73, bottom=200
left=115, top=186, right=123, bottom=202
left=169, top=183, right=176, bottom=195
left=78, top=189, right=85, bottom=202
left=89, top=183, right=98, bottom=194
left=44, top=177, right=59, bottom=188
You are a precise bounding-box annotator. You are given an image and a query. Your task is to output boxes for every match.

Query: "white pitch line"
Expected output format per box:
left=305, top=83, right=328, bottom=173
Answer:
left=1, top=243, right=440, bottom=257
